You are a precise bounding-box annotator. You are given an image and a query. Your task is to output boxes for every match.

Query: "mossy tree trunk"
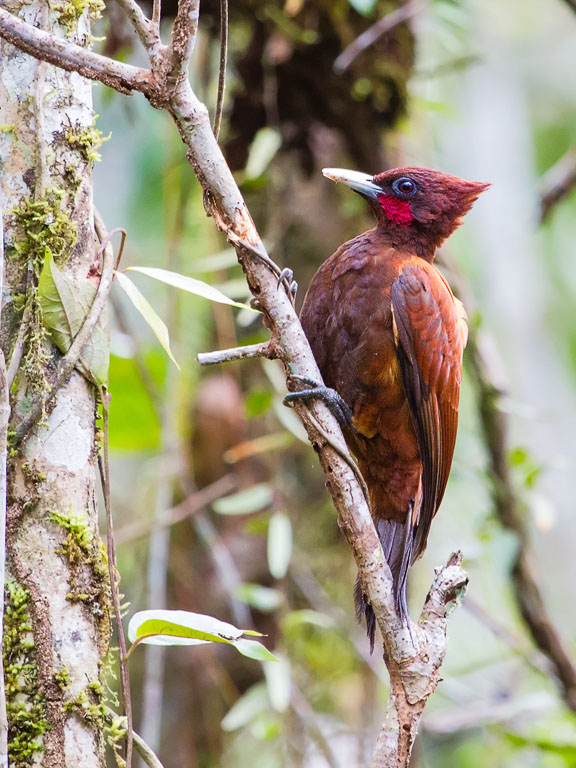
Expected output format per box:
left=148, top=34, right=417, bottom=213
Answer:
left=0, top=1, right=111, bottom=766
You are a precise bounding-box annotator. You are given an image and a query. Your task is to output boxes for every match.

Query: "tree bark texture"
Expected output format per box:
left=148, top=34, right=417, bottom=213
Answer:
left=0, top=1, right=110, bottom=765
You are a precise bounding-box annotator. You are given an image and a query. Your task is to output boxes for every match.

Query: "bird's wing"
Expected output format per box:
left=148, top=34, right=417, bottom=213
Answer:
left=390, top=261, right=466, bottom=560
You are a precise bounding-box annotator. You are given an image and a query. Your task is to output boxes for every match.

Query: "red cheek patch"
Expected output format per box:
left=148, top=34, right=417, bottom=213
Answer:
left=377, top=194, right=413, bottom=226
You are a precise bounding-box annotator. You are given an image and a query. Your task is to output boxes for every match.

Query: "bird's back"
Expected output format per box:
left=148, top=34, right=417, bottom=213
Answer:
left=301, top=230, right=422, bottom=522
left=300, top=228, right=466, bottom=633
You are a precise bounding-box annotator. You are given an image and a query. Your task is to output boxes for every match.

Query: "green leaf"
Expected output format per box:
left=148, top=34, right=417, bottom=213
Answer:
left=38, top=254, right=108, bottom=384
left=245, top=390, right=273, bottom=418
left=348, top=0, right=377, bottom=15
left=281, top=609, right=335, bottom=631
left=107, top=352, right=164, bottom=452
left=245, top=128, right=282, bottom=180
left=115, top=271, right=179, bottom=369
left=267, top=512, right=292, bottom=580
left=128, top=609, right=277, bottom=661
left=126, top=266, right=256, bottom=311
left=233, top=638, right=279, bottom=663
left=212, top=483, right=273, bottom=515
left=263, top=653, right=291, bottom=712
left=128, top=609, right=245, bottom=646
left=221, top=683, right=269, bottom=731
left=236, top=583, right=283, bottom=612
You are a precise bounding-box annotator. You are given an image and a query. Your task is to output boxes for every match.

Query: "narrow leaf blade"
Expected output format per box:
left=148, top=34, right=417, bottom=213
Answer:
left=267, top=512, right=292, bottom=580
left=126, top=266, right=256, bottom=311
left=233, top=638, right=279, bottom=663
left=115, top=271, right=179, bottom=368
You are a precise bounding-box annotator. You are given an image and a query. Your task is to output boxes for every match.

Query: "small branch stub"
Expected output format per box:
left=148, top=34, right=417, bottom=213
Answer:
left=197, top=341, right=276, bottom=366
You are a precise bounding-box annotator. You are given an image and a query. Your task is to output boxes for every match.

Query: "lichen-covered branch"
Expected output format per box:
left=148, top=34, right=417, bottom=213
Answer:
left=0, top=7, right=150, bottom=94
left=1, top=3, right=112, bottom=765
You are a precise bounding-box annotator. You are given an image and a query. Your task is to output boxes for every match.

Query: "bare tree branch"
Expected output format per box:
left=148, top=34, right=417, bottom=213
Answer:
left=114, top=0, right=157, bottom=52
left=440, top=250, right=576, bottom=713
left=197, top=341, right=277, bottom=366
left=539, top=148, right=576, bottom=223
left=0, top=7, right=151, bottom=94
left=115, top=475, right=236, bottom=545
left=164, top=0, right=200, bottom=86
left=334, top=0, right=427, bottom=74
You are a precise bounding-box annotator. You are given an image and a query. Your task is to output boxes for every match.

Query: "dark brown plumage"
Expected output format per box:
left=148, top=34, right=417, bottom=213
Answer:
left=299, top=167, right=489, bottom=647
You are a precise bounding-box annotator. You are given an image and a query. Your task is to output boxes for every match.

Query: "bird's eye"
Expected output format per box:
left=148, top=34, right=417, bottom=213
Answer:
left=392, top=177, right=418, bottom=197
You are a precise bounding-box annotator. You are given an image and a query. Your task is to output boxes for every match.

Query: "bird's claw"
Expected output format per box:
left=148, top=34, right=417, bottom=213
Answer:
left=277, top=267, right=298, bottom=305
left=283, top=376, right=355, bottom=431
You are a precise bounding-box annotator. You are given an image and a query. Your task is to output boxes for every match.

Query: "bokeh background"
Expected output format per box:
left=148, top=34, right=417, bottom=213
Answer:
left=93, top=0, right=576, bottom=765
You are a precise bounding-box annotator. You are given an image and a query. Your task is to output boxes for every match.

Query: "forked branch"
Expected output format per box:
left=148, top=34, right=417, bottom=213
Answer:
left=0, top=8, right=468, bottom=765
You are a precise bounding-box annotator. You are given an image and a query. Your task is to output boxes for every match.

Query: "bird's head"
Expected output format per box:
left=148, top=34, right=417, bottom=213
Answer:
left=323, top=166, right=490, bottom=258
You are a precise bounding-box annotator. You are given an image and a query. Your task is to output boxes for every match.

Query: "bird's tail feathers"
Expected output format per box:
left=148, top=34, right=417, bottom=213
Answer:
left=355, top=513, right=415, bottom=652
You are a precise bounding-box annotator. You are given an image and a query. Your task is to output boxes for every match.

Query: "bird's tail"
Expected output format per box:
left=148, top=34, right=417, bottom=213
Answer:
left=354, top=514, right=414, bottom=653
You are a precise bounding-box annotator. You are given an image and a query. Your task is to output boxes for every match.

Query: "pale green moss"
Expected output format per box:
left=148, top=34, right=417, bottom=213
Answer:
left=50, top=0, right=105, bottom=37
left=11, top=187, right=77, bottom=271
left=10, top=187, right=77, bottom=409
left=53, top=666, right=71, bottom=691
left=3, top=579, right=49, bottom=767
left=65, top=115, right=110, bottom=164
left=63, top=684, right=126, bottom=767
left=49, top=510, right=112, bottom=646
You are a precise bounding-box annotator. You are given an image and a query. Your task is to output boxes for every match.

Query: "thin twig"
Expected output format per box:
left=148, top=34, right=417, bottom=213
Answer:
left=140, top=156, right=191, bottom=754
left=151, top=0, right=162, bottom=32
left=139, top=386, right=176, bottom=753
left=6, top=275, right=33, bottom=389
left=103, top=707, right=167, bottom=768
left=11, top=216, right=116, bottom=445
left=132, top=728, right=166, bottom=768
left=464, top=595, right=551, bottom=677
left=423, top=692, right=555, bottom=736
left=213, top=0, right=228, bottom=140
left=164, top=0, right=200, bottom=85
left=290, top=555, right=388, bottom=684
left=94, top=217, right=133, bottom=766
left=99, top=417, right=133, bottom=768
left=291, top=686, right=340, bottom=768
left=560, top=0, right=576, bottom=14
left=333, top=0, right=426, bottom=73
left=539, top=148, right=576, bottom=223
left=197, top=340, right=276, bottom=366
left=114, top=0, right=155, bottom=52
left=115, top=474, right=236, bottom=545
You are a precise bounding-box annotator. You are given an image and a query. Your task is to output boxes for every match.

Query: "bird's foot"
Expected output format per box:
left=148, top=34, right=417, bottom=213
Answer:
left=283, top=375, right=354, bottom=431
left=277, top=267, right=298, bottom=305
